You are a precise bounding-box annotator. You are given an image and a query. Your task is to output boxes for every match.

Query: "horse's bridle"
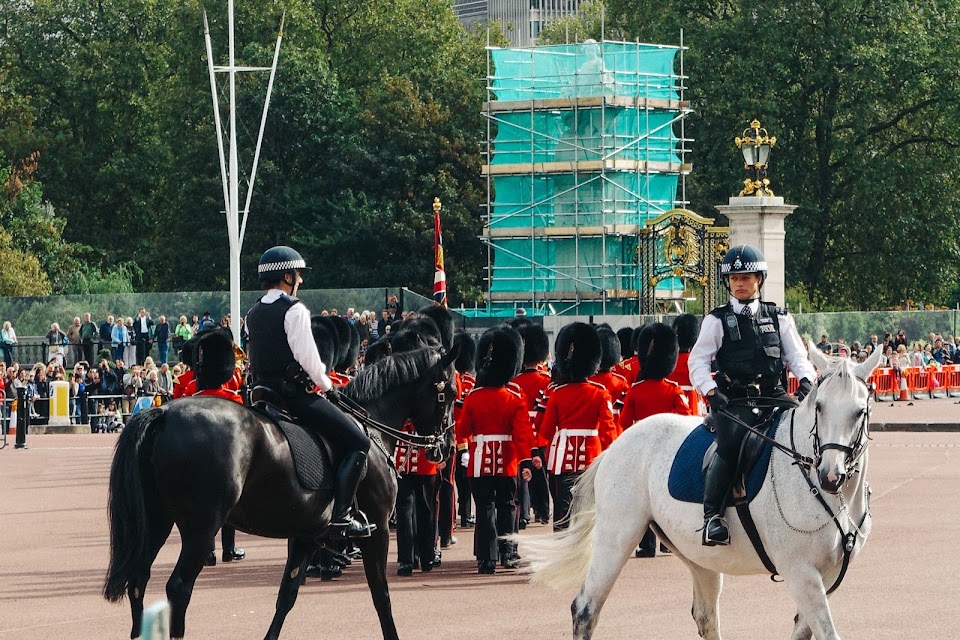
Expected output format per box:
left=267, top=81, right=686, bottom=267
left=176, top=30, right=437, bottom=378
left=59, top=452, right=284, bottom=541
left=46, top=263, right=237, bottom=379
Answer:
left=808, top=373, right=871, bottom=477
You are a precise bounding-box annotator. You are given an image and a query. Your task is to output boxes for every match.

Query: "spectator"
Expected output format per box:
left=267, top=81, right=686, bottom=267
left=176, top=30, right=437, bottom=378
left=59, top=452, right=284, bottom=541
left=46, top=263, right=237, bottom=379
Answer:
left=32, top=364, right=50, bottom=423
left=356, top=312, right=370, bottom=343
left=198, top=312, right=216, bottom=331
left=154, top=315, right=171, bottom=364
left=111, top=318, right=126, bottom=361
left=191, top=314, right=200, bottom=335
left=66, top=317, right=83, bottom=361
left=123, top=317, right=137, bottom=366
left=345, top=308, right=357, bottom=325
left=157, top=363, right=174, bottom=400
left=45, top=323, right=68, bottom=368
left=69, top=371, right=85, bottom=424
left=134, top=308, right=155, bottom=365
left=932, top=338, right=950, bottom=365
left=142, top=369, right=160, bottom=401
left=815, top=335, right=831, bottom=353
left=953, top=338, right=960, bottom=364
left=121, top=364, right=143, bottom=418
left=101, top=399, right=124, bottom=433
left=894, top=330, right=908, bottom=349
left=910, top=343, right=925, bottom=368
left=99, top=315, right=116, bottom=349
left=173, top=315, right=193, bottom=354
left=79, top=313, right=99, bottom=364
left=0, top=320, right=17, bottom=366
left=922, top=344, right=934, bottom=366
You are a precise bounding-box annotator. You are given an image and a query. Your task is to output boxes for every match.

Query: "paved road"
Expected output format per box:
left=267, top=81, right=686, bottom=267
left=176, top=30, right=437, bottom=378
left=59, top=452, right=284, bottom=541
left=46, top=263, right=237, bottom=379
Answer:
left=0, top=430, right=957, bottom=639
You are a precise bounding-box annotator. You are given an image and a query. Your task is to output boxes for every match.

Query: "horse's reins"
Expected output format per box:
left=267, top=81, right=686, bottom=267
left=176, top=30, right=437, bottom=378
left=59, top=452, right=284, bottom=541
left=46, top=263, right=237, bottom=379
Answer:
left=334, top=391, right=448, bottom=448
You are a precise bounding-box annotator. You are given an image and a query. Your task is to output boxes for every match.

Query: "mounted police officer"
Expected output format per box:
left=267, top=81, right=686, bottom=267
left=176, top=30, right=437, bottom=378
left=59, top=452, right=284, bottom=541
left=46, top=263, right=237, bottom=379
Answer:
left=245, top=246, right=373, bottom=538
left=689, top=244, right=816, bottom=546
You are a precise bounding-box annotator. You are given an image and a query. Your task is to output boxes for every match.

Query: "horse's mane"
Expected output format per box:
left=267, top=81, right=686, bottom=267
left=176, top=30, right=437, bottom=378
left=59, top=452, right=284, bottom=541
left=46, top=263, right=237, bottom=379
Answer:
left=344, top=347, right=441, bottom=403
left=815, top=354, right=858, bottom=398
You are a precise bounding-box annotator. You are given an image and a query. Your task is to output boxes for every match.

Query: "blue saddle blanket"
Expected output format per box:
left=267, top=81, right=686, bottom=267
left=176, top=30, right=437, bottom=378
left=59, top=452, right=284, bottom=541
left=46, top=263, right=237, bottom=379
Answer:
left=667, top=413, right=782, bottom=504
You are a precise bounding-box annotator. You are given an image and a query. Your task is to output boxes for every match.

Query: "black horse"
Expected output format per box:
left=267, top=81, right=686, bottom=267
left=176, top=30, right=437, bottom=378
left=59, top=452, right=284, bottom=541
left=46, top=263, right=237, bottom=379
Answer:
left=103, top=346, right=458, bottom=639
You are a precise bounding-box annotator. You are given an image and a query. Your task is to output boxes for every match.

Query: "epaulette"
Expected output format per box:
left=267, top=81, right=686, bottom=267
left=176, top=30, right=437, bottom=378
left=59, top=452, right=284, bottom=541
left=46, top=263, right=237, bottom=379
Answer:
left=504, top=387, right=523, bottom=400
left=586, top=380, right=607, bottom=392
left=610, top=371, right=627, bottom=384
left=709, top=303, right=732, bottom=319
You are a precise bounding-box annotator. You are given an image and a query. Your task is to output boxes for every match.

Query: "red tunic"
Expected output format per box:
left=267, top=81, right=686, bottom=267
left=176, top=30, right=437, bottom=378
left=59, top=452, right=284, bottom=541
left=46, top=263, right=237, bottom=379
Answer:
left=395, top=420, right=439, bottom=476
left=540, top=381, right=617, bottom=474
left=172, top=369, right=195, bottom=399
left=620, top=378, right=692, bottom=430
left=666, top=352, right=692, bottom=387
left=193, top=387, right=243, bottom=404
left=455, top=386, right=535, bottom=478
left=513, top=368, right=552, bottom=423
left=612, top=356, right=639, bottom=385
left=589, top=370, right=630, bottom=423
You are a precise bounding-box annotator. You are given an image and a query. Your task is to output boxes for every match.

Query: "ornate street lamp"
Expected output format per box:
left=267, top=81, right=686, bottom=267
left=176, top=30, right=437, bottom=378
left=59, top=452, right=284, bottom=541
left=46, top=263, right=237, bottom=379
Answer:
left=735, top=119, right=777, bottom=196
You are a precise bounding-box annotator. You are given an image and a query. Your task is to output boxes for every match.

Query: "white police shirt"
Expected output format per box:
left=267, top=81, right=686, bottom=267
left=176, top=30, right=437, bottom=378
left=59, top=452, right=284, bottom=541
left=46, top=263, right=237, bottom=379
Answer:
left=688, top=298, right=816, bottom=397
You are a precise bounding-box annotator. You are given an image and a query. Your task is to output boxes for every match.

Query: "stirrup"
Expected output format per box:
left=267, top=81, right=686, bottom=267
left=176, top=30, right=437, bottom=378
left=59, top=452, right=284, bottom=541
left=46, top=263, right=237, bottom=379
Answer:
left=329, top=509, right=376, bottom=539
left=702, top=515, right=730, bottom=547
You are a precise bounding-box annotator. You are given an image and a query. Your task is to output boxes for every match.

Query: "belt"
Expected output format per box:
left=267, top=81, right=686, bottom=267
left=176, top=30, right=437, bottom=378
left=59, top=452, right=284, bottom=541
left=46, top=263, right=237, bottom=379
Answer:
left=548, top=428, right=599, bottom=475
left=473, top=434, right=512, bottom=477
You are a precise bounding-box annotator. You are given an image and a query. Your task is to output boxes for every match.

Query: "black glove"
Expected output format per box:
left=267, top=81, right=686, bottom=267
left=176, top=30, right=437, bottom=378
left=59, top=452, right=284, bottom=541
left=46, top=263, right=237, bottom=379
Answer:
left=705, top=390, right=729, bottom=413
left=797, top=378, right=814, bottom=402
left=325, top=387, right=341, bottom=404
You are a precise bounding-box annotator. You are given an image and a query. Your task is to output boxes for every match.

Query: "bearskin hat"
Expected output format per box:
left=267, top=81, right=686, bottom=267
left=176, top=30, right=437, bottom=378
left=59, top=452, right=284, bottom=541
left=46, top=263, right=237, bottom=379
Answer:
left=453, top=331, right=477, bottom=374
left=179, top=335, right=200, bottom=369
left=673, top=313, right=700, bottom=352
left=400, top=317, right=442, bottom=349
left=508, top=316, right=532, bottom=329
left=517, top=323, right=549, bottom=366
left=310, top=316, right=338, bottom=370
left=636, top=322, right=679, bottom=381
left=597, top=324, right=622, bottom=371
left=337, top=322, right=360, bottom=373
left=195, top=329, right=236, bottom=390
left=617, top=326, right=635, bottom=359
left=389, top=327, right=431, bottom=353
left=475, top=326, right=523, bottom=388
left=417, top=304, right=455, bottom=351
left=315, top=315, right=349, bottom=369
left=554, top=322, right=601, bottom=382
left=362, top=339, right=392, bottom=367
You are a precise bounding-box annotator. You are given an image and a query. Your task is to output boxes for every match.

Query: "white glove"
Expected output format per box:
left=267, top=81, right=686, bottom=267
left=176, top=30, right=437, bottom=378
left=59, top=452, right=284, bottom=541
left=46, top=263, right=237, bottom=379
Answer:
left=459, top=450, right=469, bottom=467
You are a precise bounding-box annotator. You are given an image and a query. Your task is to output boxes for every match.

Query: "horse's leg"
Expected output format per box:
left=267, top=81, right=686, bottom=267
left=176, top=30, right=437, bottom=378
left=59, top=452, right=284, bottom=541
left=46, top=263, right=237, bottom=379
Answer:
left=790, top=612, right=814, bottom=640
left=357, top=526, right=399, bottom=640
left=571, top=504, right=646, bottom=640
left=165, top=529, right=215, bottom=639
left=127, top=514, right=174, bottom=639
left=783, top=567, right=840, bottom=640
left=262, top=538, right=316, bottom=640
left=685, top=562, right=723, bottom=640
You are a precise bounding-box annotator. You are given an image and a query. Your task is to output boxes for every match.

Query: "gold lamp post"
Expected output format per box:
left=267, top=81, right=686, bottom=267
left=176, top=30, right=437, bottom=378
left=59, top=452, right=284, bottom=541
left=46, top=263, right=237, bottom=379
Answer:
left=735, top=119, right=777, bottom=196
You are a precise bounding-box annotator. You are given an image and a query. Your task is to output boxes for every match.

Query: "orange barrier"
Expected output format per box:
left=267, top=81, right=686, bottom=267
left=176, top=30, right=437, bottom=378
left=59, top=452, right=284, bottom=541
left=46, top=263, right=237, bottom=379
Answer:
left=870, top=368, right=897, bottom=401
left=906, top=368, right=930, bottom=400
left=947, top=365, right=960, bottom=398
left=929, top=367, right=950, bottom=399
left=787, top=373, right=799, bottom=395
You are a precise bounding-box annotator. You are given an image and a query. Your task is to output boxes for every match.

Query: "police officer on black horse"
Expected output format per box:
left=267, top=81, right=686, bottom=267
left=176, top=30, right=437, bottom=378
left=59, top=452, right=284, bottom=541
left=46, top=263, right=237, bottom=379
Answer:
left=245, top=245, right=373, bottom=538
left=689, top=244, right=817, bottom=546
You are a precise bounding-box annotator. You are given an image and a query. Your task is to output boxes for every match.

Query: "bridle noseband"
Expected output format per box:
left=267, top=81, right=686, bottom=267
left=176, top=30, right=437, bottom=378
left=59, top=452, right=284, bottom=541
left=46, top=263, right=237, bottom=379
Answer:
left=808, top=372, right=871, bottom=477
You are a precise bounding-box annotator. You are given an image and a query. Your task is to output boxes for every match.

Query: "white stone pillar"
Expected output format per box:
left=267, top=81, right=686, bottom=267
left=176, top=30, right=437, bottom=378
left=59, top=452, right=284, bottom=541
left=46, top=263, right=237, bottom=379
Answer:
left=714, top=196, right=797, bottom=307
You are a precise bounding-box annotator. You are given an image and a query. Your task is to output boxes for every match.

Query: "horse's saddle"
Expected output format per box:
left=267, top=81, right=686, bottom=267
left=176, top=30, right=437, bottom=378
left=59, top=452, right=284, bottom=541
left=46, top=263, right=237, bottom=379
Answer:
left=250, top=387, right=337, bottom=491
left=667, top=410, right=784, bottom=505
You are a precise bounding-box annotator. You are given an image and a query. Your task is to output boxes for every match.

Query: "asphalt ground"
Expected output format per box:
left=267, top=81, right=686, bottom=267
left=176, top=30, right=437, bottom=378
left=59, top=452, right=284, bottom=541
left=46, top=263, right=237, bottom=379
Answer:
left=0, top=419, right=957, bottom=639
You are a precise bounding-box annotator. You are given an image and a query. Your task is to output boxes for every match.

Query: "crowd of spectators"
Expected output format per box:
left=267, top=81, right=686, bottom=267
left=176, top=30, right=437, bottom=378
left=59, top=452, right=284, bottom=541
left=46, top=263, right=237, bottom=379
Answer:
left=0, top=299, right=408, bottom=433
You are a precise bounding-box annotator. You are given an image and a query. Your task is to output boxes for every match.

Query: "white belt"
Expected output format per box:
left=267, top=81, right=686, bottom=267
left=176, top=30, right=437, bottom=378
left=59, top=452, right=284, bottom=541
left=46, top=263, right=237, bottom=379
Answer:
left=473, top=434, right=512, bottom=476
left=548, top=428, right=598, bottom=475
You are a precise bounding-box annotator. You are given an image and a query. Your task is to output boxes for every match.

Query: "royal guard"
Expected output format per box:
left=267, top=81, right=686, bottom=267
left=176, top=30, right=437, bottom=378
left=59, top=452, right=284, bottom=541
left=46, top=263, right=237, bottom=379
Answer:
left=612, top=326, right=639, bottom=384
left=394, top=419, right=440, bottom=576
left=511, top=322, right=552, bottom=528
left=667, top=313, right=705, bottom=415
left=620, top=322, right=691, bottom=557
left=620, top=322, right=692, bottom=430
left=589, top=324, right=630, bottom=429
left=192, top=328, right=246, bottom=566
left=540, top=322, right=617, bottom=531
left=452, top=330, right=477, bottom=529
left=417, top=304, right=459, bottom=551
left=456, top=326, right=538, bottom=574
left=171, top=338, right=197, bottom=399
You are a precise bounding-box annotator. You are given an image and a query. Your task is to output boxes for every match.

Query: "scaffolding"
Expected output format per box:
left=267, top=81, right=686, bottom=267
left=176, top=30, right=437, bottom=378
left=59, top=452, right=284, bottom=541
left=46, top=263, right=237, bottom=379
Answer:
left=481, top=39, right=693, bottom=316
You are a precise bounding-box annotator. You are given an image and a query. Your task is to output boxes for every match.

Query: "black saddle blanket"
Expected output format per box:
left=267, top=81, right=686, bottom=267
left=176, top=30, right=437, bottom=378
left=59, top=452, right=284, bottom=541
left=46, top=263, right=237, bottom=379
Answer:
left=255, top=403, right=333, bottom=491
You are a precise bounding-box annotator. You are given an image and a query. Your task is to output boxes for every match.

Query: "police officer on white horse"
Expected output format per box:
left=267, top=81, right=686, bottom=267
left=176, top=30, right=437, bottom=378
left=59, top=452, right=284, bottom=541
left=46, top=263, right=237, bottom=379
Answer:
left=245, top=246, right=373, bottom=538
left=689, top=244, right=817, bottom=546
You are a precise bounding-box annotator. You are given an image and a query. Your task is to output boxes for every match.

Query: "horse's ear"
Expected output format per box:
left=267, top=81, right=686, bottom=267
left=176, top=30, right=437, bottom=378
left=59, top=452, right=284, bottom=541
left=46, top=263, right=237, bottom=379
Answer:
left=441, top=341, right=461, bottom=370
left=806, top=339, right=832, bottom=374
left=854, top=342, right=884, bottom=381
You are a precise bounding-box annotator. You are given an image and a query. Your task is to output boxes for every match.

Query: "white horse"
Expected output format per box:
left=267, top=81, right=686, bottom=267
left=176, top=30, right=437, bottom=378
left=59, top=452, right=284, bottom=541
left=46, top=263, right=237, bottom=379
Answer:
left=519, top=343, right=882, bottom=639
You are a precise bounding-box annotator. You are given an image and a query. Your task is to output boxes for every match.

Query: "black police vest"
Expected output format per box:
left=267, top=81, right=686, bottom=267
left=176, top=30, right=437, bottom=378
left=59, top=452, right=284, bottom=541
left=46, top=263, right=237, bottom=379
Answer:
left=710, top=301, right=784, bottom=386
left=245, top=294, right=298, bottom=381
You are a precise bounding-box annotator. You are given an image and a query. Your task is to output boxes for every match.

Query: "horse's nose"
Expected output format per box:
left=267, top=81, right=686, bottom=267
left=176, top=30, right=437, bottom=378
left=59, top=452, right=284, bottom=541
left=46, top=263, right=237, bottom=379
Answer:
left=818, top=467, right=845, bottom=494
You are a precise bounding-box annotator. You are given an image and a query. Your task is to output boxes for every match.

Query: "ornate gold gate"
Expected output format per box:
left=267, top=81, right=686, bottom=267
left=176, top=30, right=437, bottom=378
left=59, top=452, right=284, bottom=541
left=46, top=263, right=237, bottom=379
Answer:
left=638, top=209, right=728, bottom=315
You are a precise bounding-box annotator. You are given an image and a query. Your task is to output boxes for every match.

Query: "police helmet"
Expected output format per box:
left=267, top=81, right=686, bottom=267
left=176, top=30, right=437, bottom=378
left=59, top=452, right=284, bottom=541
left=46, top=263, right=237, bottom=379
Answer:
left=720, top=245, right=767, bottom=282
left=257, top=246, right=309, bottom=282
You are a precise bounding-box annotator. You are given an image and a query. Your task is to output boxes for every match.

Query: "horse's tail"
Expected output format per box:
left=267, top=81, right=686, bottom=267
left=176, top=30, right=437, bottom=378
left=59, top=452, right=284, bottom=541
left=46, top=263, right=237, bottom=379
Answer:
left=103, top=406, right=166, bottom=602
left=520, top=452, right=604, bottom=591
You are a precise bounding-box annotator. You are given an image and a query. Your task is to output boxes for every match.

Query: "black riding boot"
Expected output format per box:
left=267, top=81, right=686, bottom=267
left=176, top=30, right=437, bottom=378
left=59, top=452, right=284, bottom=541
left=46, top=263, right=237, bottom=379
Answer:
left=702, top=455, right=735, bottom=546
left=330, top=451, right=374, bottom=538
